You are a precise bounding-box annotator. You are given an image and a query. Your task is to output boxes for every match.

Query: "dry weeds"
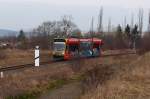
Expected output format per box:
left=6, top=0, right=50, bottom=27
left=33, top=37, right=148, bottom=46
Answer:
left=81, top=52, right=150, bottom=99
left=0, top=49, right=51, bottom=67
left=0, top=49, right=139, bottom=98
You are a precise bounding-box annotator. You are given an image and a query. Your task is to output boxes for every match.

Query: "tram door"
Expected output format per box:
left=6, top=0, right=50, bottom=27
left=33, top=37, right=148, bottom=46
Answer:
left=93, top=43, right=101, bottom=56
left=80, top=41, right=92, bottom=57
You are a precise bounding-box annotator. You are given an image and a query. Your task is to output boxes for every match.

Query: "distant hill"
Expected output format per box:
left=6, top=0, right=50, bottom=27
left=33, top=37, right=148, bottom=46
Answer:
left=0, top=29, right=18, bottom=37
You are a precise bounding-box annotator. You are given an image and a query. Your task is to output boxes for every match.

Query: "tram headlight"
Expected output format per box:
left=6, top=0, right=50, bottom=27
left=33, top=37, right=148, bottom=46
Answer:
left=62, top=51, right=65, bottom=55
left=53, top=51, right=65, bottom=56
left=52, top=52, right=55, bottom=55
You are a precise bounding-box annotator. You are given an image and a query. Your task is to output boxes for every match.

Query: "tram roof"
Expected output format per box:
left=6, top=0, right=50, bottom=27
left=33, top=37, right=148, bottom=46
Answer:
left=54, top=38, right=103, bottom=45
left=66, top=38, right=103, bottom=45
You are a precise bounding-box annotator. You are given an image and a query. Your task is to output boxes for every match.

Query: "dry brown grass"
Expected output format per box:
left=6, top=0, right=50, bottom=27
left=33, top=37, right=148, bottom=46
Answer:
left=81, top=52, right=150, bottom=99
left=0, top=49, right=51, bottom=67
left=0, top=49, right=7, bottom=59
left=0, top=50, right=139, bottom=98
left=0, top=62, right=73, bottom=97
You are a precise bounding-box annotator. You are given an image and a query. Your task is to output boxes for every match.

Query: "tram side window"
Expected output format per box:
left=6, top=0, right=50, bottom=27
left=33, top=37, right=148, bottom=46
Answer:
left=68, top=44, right=79, bottom=57
left=69, top=44, right=79, bottom=52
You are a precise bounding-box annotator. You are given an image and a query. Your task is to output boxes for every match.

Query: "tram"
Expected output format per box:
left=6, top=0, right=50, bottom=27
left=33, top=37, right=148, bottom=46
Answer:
left=52, top=38, right=103, bottom=60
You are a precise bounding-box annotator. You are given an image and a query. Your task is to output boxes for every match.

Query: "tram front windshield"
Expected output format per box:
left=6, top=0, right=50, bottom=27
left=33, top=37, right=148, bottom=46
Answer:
left=54, top=42, right=66, bottom=51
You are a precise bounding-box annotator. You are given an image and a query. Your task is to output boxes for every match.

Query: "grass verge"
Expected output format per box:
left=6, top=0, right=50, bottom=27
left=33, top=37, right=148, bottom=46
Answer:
left=6, top=74, right=84, bottom=99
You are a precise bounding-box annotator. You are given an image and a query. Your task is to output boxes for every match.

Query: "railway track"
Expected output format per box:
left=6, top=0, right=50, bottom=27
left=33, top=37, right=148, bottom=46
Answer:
left=0, top=61, right=55, bottom=72
left=101, top=51, right=136, bottom=57
left=0, top=51, right=136, bottom=72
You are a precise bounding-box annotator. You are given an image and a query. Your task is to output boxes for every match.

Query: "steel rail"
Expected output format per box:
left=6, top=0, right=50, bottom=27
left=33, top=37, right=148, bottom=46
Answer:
left=0, top=61, right=55, bottom=72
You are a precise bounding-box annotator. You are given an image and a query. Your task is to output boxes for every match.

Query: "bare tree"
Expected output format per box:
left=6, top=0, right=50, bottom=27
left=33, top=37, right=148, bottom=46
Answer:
left=123, top=16, right=127, bottom=31
left=131, top=13, right=134, bottom=29
left=107, top=17, right=112, bottom=33
left=62, top=15, right=72, bottom=37
left=97, top=7, right=103, bottom=34
left=131, top=24, right=140, bottom=50
left=90, top=17, right=94, bottom=35
left=139, top=10, right=150, bottom=54
left=29, top=17, right=80, bottom=49
left=148, top=10, right=150, bottom=33
left=138, top=8, right=144, bottom=35
left=125, top=24, right=131, bottom=48
left=33, top=16, right=80, bottom=38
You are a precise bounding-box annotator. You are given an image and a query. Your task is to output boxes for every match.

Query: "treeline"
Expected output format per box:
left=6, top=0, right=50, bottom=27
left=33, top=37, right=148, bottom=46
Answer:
left=83, top=23, right=147, bottom=52
left=0, top=16, right=81, bottom=49
left=102, top=24, right=141, bottom=50
left=0, top=10, right=150, bottom=54
left=1, top=22, right=150, bottom=54
left=88, top=7, right=150, bottom=53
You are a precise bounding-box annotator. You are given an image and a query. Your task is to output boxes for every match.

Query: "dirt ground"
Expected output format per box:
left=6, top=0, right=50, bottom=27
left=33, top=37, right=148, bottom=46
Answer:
left=39, top=82, right=82, bottom=99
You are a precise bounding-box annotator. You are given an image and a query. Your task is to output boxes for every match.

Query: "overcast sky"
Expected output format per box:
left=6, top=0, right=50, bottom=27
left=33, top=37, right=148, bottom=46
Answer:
left=0, top=0, right=149, bottom=31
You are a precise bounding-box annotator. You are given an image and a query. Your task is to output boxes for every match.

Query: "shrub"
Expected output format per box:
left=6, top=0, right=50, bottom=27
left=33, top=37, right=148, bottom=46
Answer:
left=0, top=49, right=7, bottom=59
left=138, top=33, right=150, bottom=54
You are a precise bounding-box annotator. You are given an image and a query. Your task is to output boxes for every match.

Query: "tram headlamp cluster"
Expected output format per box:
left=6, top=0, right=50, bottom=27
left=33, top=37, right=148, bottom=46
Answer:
left=53, top=51, right=65, bottom=55
left=61, top=51, right=65, bottom=55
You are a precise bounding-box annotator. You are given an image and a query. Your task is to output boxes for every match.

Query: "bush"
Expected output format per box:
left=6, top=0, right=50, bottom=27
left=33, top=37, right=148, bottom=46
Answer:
left=138, top=33, right=150, bottom=54
left=0, top=49, right=7, bottom=59
left=102, top=33, right=128, bottom=50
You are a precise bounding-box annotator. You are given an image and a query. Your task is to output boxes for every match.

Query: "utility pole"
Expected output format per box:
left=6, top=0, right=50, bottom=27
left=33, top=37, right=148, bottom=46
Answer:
left=90, top=17, right=94, bottom=56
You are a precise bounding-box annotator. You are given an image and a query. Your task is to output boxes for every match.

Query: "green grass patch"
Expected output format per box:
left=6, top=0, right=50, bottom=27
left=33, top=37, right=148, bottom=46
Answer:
left=6, top=79, right=67, bottom=99
left=46, top=79, right=69, bottom=90
left=6, top=91, right=40, bottom=99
